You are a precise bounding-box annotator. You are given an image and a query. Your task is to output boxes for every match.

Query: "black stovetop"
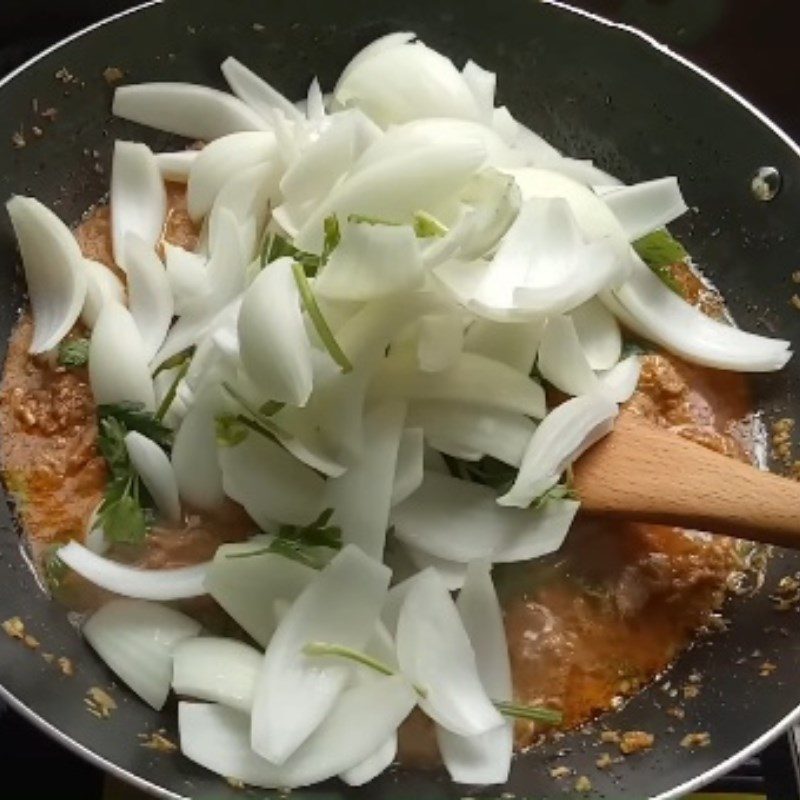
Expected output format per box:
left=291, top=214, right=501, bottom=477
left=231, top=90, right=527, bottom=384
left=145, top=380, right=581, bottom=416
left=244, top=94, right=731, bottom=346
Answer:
left=2, top=2, right=800, bottom=797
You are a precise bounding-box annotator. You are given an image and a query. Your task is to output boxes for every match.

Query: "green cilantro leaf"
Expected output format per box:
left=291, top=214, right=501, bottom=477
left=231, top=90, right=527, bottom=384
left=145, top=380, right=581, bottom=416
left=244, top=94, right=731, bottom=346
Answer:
left=57, top=338, right=90, bottom=368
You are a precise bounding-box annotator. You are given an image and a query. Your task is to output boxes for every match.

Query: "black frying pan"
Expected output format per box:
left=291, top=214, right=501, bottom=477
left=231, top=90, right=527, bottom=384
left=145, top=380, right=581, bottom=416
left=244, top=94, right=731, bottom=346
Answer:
left=2, top=1, right=800, bottom=797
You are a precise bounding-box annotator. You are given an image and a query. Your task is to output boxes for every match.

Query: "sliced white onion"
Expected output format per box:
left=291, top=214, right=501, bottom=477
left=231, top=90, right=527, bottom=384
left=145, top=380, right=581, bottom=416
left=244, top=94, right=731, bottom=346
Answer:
left=599, top=354, right=642, bottom=403
left=164, top=243, right=208, bottom=315
left=59, top=541, right=208, bottom=600
left=323, top=401, right=406, bottom=560
left=155, top=149, right=199, bottom=183
left=461, top=60, right=495, bottom=123
left=569, top=297, right=622, bottom=371
left=314, top=221, right=424, bottom=301
left=181, top=676, right=414, bottom=788
left=404, top=545, right=469, bottom=590
left=463, top=317, right=543, bottom=375
left=602, top=177, right=688, bottom=242
left=371, top=351, right=546, bottom=418
left=125, top=431, right=181, bottom=522
left=238, top=257, right=313, bottom=406
left=279, top=111, right=360, bottom=204
left=504, top=167, right=633, bottom=278
left=172, top=637, right=261, bottom=713
left=605, top=257, right=791, bottom=371
left=89, top=302, right=155, bottom=410
left=209, top=161, right=280, bottom=260
left=537, top=315, right=600, bottom=396
left=272, top=404, right=347, bottom=478
left=396, top=568, right=502, bottom=736
left=339, top=734, right=397, bottom=786
left=123, top=233, right=173, bottom=362
left=393, top=471, right=578, bottom=563
left=408, top=401, right=535, bottom=467
left=391, top=427, right=424, bottom=506
left=219, top=428, right=326, bottom=528
left=83, top=599, right=200, bottom=709
left=305, top=77, right=325, bottom=125
left=437, top=559, right=513, bottom=784
left=204, top=542, right=316, bottom=648
left=499, top=393, right=618, bottom=507
left=335, top=41, right=478, bottom=127
left=186, top=131, right=277, bottom=222
left=171, top=393, right=225, bottom=512
left=294, top=139, right=486, bottom=253
left=333, top=32, right=416, bottom=99
left=416, top=313, right=464, bottom=373
left=6, top=196, right=87, bottom=354
left=110, top=141, right=166, bottom=272
left=113, top=82, right=267, bottom=139
left=251, top=545, right=391, bottom=764
left=221, top=56, right=306, bottom=125
left=81, top=258, right=125, bottom=329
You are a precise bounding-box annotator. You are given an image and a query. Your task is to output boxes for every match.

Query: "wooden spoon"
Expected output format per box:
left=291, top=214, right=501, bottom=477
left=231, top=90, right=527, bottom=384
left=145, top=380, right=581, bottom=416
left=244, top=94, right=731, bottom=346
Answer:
left=572, top=408, right=800, bottom=549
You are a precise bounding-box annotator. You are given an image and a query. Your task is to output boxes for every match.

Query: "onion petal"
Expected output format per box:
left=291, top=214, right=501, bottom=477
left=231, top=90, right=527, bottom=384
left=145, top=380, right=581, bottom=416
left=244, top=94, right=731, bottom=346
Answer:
left=110, top=141, right=167, bottom=272
left=81, top=258, right=125, bottom=329
left=393, top=471, right=578, bottom=563
left=221, top=56, right=306, bottom=125
left=437, top=559, right=513, bottom=784
left=314, top=221, right=424, bottom=301
left=89, top=301, right=155, bottom=410
left=598, top=354, right=642, bottom=403
left=238, top=257, right=314, bottom=406
left=339, top=735, right=397, bottom=786
left=537, top=315, right=601, bottom=396
left=83, top=599, right=200, bottom=709
left=251, top=545, right=391, bottom=764
left=416, top=313, right=464, bottom=373
left=408, top=400, right=535, bottom=467
left=323, top=401, right=407, bottom=560
left=463, top=318, right=543, bottom=375
left=396, top=568, right=502, bottom=736
left=498, top=393, right=619, bottom=507
left=602, top=177, right=688, bottom=242
left=124, top=233, right=174, bottom=361
left=172, top=637, right=261, bottom=713
left=204, top=542, right=317, bottom=647
left=569, top=297, right=622, bottom=371
left=605, top=257, right=791, bottom=371
left=113, top=82, right=267, bottom=139
left=218, top=428, right=326, bottom=528
left=187, top=131, right=277, bottom=222
left=392, top=427, right=424, bottom=506
left=6, top=195, right=87, bottom=354
left=59, top=541, right=208, bottom=600
left=155, top=149, right=199, bottom=183
left=125, top=431, right=181, bottom=522
left=371, top=351, right=546, bottom=418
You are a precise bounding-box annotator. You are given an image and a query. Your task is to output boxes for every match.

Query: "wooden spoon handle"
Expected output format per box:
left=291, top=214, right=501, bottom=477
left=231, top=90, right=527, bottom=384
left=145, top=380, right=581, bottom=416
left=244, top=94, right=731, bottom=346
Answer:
left=573, top=410, right=800, bottom=549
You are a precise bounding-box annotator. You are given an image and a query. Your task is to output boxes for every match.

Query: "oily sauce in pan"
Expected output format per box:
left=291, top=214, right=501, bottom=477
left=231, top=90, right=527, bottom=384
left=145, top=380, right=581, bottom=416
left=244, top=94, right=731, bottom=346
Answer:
left=0, top=186, right=755, bottom=753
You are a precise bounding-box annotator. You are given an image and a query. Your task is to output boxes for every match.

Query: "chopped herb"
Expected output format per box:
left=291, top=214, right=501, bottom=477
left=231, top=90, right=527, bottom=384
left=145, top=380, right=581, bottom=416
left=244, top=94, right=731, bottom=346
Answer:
left=291, top=262, right=352, bottom=373
left=97, top=402, right=173, bottom=450
left=347, top=213, right=400, bottom=227
left=633, top=229, right=688, bottom=269
left=95, top=407, right=169, bottom=544
left=155, top=358, right=191, bottom=421
left=531, top=481, right=579, bottom=511
left=259, top=400, right=285, bottom=417
left=227, top=508, right=342, bottom=568
left=302, top=641, right=428, bottom=697
left=494, top=701, right=563, bottom=725
left=57, top=338, right=89, bottom=368
left=261, top=232, right=318, bottom=272
left=633, top=229, right=688, bottom=295
left=321, top=214, right=341, bottom=262
left=152, top=347, right=193, bottom=378
left=413, top=210, right=448, bottom=238
left=42, top=546, right=69, bottom=593
left=221, top=382, right=286, bottom=442
left=215, top=415, right=249, bottom=447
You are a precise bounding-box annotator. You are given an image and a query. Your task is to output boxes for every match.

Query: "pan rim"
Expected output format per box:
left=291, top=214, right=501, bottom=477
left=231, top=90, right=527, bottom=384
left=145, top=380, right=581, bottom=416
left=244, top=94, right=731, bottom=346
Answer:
left=2, top=1, right=800, bottom=798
